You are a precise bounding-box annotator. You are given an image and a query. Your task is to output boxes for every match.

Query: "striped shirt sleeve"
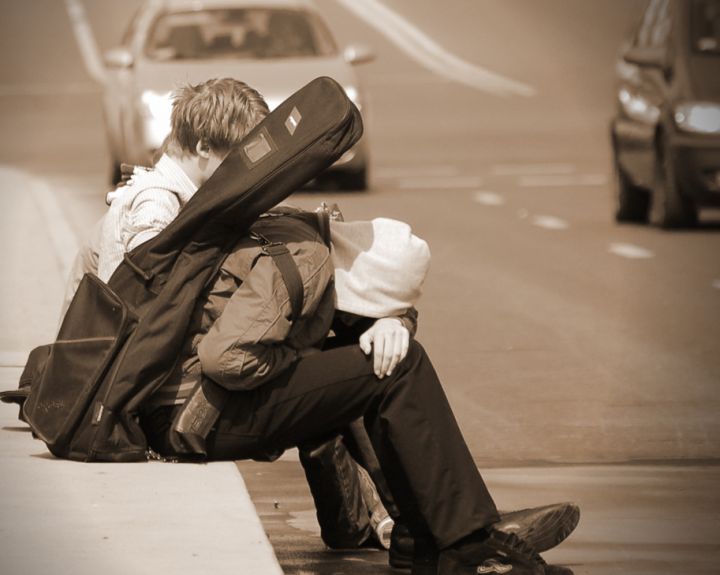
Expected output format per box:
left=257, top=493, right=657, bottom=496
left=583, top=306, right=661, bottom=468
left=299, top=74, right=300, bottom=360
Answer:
left=123, top=188, right=182, bottom=252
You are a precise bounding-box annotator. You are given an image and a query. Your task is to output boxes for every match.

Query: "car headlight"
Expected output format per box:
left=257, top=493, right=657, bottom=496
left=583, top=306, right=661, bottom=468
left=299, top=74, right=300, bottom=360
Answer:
left=141, top=90, right=172, bottom=120
left=140, top=90, right=172, bottom=148
left=618, top=87, right=660, bottom=124
left=265, top=96, right=283, bottom=112
left=343, top=85, right=361, bottom=110
left=674, top=102, right=720, bottom=134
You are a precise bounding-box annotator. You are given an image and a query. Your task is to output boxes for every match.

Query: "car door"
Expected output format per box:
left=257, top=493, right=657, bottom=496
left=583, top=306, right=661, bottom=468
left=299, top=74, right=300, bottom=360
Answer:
left=615, top=0, right=674, bottom=188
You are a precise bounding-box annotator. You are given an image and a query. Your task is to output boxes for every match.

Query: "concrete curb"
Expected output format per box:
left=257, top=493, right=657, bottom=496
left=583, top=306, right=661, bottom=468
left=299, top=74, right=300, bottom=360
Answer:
left=1, top=165, right=282, bottom=574
left=0, top=364, right=283, bottom=575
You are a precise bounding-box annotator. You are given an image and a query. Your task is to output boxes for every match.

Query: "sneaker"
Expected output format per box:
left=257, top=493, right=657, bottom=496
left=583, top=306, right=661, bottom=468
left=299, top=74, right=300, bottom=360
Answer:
left=493, top=503, right=580, bottom=553
left=389, top=523, right=415, bottom=569
left=373, top=515, right=394, bottom=550
left=438, top=529, right=545, bottom=575
left=411, top=535, right=439, bottom=575
left=390, top=503, right=579, bottom=570
left=389, top=524, right=438, bottom=575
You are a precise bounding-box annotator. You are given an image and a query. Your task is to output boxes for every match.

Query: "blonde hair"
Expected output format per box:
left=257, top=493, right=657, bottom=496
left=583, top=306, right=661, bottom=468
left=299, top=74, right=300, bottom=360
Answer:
left=169, top=78, right=269, bottom=155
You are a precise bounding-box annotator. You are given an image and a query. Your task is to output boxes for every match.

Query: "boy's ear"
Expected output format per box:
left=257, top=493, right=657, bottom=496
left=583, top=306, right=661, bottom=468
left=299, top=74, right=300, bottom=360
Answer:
left=195, top=139, right=211, bottom=159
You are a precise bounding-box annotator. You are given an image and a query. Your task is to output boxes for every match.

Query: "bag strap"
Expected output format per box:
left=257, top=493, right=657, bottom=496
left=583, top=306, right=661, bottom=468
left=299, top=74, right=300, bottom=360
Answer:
left=170, top=229, right=304, bottom=457
left=314, top=201, right=343, bottom=247
left=250, top=232, right=304, bottom=322
left=315, top=210, right=331, bottom=247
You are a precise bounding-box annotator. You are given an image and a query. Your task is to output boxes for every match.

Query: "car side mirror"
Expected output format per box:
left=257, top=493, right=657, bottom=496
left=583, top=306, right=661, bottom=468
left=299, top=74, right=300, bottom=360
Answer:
left=623, top=46, right=669, bottom=72
left=104, top=47, right=134, bottom=69
left=343, top=44, right=375, bottom=65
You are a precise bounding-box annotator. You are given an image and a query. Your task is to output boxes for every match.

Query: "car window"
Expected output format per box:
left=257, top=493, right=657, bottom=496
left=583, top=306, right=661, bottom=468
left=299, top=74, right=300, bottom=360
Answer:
left=144, top=8, right=338, bottom=60
left=692, top=0, right=720, bottom=54
left=635, top=0, right=671, bottom=48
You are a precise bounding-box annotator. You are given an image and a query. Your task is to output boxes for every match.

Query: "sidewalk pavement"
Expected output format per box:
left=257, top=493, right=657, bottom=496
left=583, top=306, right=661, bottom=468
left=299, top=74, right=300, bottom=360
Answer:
left=0, top=366, right=283, bottom=575
left=0, top=166, right=283, bottom=575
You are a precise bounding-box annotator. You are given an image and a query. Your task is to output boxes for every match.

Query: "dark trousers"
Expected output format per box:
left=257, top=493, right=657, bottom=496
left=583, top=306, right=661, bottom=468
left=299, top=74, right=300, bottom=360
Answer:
left=206, top=341, right=499, bottom=548
left=298, top=434, right=375, bottom=548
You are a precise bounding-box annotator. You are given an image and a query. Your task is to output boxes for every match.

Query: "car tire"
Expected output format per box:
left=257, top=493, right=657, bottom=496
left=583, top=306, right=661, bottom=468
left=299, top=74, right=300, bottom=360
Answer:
left=110, top=160, right=122, bottom=186
left=650, top=140, right=698, bottom=229
left=336, top=167, right=368, bottom=191
left=614, top=158, right=650, bottom=223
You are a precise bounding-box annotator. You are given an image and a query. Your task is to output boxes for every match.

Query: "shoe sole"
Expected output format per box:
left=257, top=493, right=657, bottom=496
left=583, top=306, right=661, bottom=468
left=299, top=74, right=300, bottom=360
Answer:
left=390, top=503, right=579, bottom=571
left=495, top=502, right=580, bottom=553
left=438, top=530, right=546, bottom=575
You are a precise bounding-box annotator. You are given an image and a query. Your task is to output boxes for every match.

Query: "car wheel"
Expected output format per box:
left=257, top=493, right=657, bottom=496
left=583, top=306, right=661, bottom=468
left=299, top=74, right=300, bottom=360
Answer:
left=650, top=141, right=698, bottom=229
left=110, top=160, right=122, bottom=186
left=336, top=167, right=368, bottom=191
left=614, top=158, right=650, bottom=223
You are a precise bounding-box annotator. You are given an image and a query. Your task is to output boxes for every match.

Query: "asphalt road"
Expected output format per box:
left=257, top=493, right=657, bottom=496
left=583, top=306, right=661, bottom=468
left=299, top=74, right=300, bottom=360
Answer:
left=238, top=453, right=720, bottom=575
left=1, top=0, right=718, bottom=467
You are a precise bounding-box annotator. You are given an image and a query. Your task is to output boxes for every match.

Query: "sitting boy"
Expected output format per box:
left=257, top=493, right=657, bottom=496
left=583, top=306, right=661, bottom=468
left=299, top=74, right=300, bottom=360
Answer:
left=141, top=208, right=576, bottom=575
left=61, top=77, right=269, bottom=314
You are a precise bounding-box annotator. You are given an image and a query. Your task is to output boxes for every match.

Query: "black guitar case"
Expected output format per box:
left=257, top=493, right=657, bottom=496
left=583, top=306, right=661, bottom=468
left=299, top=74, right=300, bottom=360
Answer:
left=14, top=76, right=362, bottom=461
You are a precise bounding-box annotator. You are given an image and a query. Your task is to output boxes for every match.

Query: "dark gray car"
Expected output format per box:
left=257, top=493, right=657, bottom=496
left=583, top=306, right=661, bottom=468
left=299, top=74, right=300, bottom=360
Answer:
left=611, top=0, right=720, bottom=228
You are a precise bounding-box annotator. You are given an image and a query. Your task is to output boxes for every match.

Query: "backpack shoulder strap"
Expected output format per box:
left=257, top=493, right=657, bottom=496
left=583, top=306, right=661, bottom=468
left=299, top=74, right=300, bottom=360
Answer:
left=250, top=232, right=304, bottom=322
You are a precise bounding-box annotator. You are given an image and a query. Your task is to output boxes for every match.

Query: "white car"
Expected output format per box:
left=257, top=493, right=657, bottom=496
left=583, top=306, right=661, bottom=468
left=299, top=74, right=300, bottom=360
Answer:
left=102, top=0, right=373, bottom=189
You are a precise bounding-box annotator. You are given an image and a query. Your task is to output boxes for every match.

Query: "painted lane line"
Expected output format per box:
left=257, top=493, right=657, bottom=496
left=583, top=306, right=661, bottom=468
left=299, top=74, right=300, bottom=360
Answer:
left=608, top=243, right=655, bottom=259
left=473, top=192, right=505, bottom=206
left=518, top=174, right=608, bottom=187
left=398, top=176, right=483, bottom=189
left=336, top=0, right=535, bottom=97
left=492, top=163, right=576, bottom=176
left=531, top=215, right=569, bottom=230
left=374, top=165, right=460, bottom=179
left=65, top=0, right=106, bottom=84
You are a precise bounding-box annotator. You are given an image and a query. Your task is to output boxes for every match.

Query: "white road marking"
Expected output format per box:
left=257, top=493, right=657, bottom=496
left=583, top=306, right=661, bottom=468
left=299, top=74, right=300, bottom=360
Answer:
left=374, top=165, right=460, bottom=178
left=65, top=0, right=106, bottom=84
left=492, top=163, right=576, bottom=176
left=473, top=191, right=505, bottom=206
left=712, top=279, right=720, bottom=290
left=336, top=0, right=535, bottom=97
left=398, top=176, right=483, bottom=189
left=608, top=243, right=655, bottom=259
left=532, top=215, right=569, bottom=230
left=518, top=174, right=608, bottom=187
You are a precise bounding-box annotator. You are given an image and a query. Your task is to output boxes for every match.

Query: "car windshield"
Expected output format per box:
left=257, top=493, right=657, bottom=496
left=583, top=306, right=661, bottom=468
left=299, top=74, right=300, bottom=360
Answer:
left=144, top=8, right=337, bottom=60
left=692, top=0, right=720, bottom=54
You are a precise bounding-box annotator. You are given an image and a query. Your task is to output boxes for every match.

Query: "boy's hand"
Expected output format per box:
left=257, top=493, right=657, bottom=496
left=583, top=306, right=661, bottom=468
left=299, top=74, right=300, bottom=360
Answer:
left=359, top=317, right=410, bottom=379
